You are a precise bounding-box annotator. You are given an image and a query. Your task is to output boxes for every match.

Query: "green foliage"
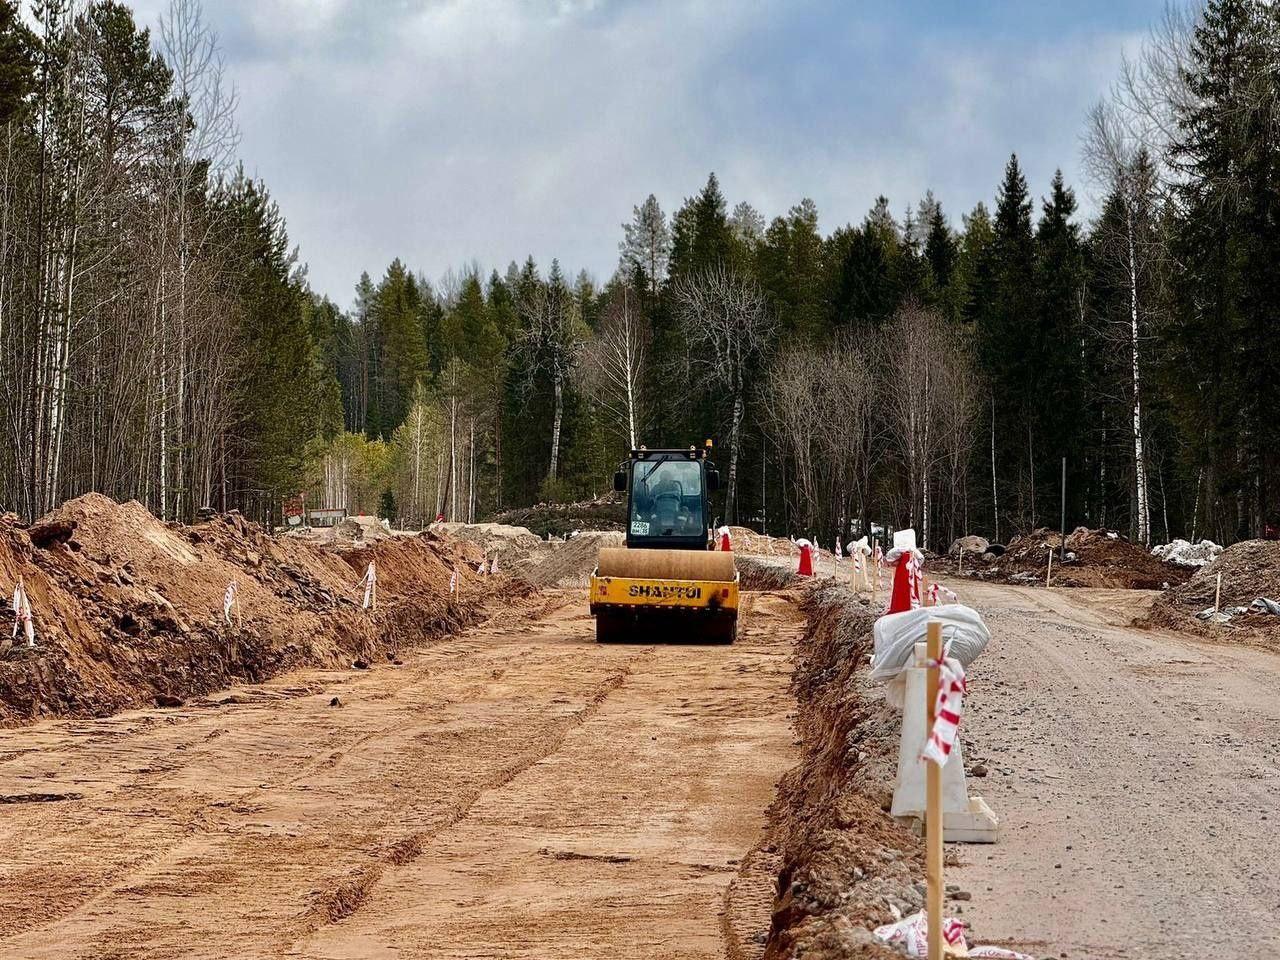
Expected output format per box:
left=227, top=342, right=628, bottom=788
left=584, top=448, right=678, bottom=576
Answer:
left=0, top=1, right=35, bottom=124
left=214, top=173, right=343, bottom=501
left=378, top=489, right=396, bottom=522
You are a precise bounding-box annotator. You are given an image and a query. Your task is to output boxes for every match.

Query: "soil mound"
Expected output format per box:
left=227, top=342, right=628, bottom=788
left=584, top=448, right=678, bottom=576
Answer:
left=736, top=555, right=800, bottom=591
left=487, top=493, right=625, bottom=539
left=512, top=531, right=625, bottom=588
left=431, top=521, right=542, bottom=563
left=1145, top=539, right=1280, bottom=645
left=763, top=582, right=922, bottom=958
left=964, top=526, right=1189, bottom=590
left=0, top=494, right=506, bottom=724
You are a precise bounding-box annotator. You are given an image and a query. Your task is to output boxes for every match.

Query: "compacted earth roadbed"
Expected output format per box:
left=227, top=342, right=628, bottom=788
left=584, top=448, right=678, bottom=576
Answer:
left=0, top=591, right=801, bottom=960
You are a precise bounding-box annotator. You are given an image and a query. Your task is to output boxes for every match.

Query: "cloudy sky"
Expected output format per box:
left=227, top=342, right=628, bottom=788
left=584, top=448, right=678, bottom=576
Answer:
left=129, top=0, right=1159, bottom=306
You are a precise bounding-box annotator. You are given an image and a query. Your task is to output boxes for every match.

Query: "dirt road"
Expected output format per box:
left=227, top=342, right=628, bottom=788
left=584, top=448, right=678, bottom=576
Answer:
left=0, top=591, right=801, bottom=960
left=952, top=580, right=1280, bottom=960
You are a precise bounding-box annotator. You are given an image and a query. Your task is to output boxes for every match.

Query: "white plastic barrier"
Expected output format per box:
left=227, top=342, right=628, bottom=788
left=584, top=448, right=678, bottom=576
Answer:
left=872, top=604, right=998, bottom=843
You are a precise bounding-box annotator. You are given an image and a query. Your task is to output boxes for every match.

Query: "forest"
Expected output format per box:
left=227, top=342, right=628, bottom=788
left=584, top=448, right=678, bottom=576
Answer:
left=1, top=0, right=1277, bottom=549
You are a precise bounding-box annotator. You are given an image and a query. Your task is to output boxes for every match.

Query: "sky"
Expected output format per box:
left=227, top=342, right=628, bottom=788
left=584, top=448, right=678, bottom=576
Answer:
left=128, top=0, right=1163, bottom=307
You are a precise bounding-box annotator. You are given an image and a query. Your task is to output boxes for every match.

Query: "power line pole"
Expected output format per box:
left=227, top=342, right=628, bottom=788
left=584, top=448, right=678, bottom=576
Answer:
left=1060, top=456, right=1067, bottom=562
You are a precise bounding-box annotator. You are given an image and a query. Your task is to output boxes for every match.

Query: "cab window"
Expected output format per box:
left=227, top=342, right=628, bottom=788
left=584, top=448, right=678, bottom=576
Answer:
left=629, top=459, right=704, bottom=537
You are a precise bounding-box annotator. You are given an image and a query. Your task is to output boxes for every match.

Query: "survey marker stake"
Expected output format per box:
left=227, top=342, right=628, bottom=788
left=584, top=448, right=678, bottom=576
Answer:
left=926, top=619, right=943, bottom=960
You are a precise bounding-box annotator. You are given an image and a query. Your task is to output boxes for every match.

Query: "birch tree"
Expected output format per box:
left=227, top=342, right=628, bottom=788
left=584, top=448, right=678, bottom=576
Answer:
left=671, top=265, right=773, bottom=524
left=515, top=261, right=584, bottom=482
left=578, top=286, right=649, bottom=449
left=1085, top=105, right=1161, bottom=544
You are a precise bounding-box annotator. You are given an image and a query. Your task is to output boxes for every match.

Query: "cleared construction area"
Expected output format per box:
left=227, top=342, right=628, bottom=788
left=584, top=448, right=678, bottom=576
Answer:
left=0, top=590, right=799, bottom=959
left=1, top=501, right=1279, bottom=959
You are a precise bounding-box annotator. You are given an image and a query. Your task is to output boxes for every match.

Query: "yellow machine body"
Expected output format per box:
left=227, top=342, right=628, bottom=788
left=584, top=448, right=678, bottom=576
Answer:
left=590, top=546, right=738, bottom=644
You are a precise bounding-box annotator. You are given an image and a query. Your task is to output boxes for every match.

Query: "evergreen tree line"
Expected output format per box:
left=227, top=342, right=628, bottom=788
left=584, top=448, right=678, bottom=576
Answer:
left=2, top=0, right=1276, bottom=549
left=323, top=0, right=1280, bottom=549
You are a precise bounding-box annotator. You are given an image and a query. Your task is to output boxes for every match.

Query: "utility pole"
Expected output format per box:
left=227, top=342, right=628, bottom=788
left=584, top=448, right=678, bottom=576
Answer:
left=1060, top=456, right=1067, bottom=562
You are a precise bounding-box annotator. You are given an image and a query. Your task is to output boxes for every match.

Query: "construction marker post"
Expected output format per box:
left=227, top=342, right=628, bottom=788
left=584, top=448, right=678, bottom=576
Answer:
left=1045, top=544, right=1054, bottom=588
left=925, top=620, right=944, bottom=960
left=1214, top=572, right=1222, bottom=615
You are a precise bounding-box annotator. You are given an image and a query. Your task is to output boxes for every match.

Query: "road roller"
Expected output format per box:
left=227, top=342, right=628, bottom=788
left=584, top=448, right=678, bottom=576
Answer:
left=589, top=444, right=739, bottom=644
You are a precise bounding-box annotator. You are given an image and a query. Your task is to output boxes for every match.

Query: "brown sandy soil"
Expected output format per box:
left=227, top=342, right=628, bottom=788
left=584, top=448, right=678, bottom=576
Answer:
left=1145, top=539, right=1280, bottom=647
left=955, top=527, right=1191, bottom=591
left=0, top=496, right=498, bottom=724
left=0, top=590, right=800, bottom=960
left=943, top=579, right=1280, bottom=959
left=763, top=582, right=922, bottom=960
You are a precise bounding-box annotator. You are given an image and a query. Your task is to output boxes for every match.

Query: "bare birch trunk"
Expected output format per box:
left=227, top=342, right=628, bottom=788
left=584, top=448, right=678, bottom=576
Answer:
left=549, top=369, right=563, bottom=481
left=1126, top=201, right=1150, bottom=545
left=727, top=388, right=743, bottom=525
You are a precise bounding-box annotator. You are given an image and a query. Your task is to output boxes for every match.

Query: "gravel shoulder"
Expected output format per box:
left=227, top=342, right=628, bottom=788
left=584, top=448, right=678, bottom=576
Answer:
left=946, top=579, right=1280, bottom=959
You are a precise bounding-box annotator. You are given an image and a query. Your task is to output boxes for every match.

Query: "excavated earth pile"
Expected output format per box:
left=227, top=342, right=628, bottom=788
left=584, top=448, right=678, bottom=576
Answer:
left=487, top=492, right=626, bottom=538
left=966, top=526, right=1190, bottom=590
left=736, top=555, right=802, bottom=591
left=1144, top=539, right=1280, bottom=645
left=510, top=530, right=625, bottom=588
left=0, top=494, right=504, bottom=724
left=763, top=581, right=923, bottom=959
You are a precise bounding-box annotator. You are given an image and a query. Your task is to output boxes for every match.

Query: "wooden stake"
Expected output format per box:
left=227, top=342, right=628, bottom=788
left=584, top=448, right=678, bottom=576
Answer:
left=1045, top=544, right=1053, bottom=588
left=926, top=620, right=944, bottom=960
left=1214, top=572, right=1222, bottom=615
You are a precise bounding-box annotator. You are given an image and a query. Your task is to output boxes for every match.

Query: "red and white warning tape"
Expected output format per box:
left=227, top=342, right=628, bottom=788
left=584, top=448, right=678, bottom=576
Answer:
left=922, top=655, right=966, bottom=766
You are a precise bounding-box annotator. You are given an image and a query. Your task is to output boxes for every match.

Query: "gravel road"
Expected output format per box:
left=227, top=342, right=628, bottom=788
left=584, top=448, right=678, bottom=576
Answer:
left=950, top=580, right=1280, bottom=960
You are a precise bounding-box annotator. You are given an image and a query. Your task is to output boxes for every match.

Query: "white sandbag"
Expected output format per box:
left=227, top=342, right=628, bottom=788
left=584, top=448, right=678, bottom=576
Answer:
left=870, top=604, right=990, bottom=683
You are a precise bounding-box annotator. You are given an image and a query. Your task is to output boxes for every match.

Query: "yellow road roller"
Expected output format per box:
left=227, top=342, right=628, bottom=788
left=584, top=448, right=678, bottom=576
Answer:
left=589, top=444, right=739, bottom=644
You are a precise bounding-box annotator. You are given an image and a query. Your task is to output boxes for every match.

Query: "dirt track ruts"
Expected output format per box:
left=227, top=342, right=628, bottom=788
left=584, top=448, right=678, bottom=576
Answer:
left=0, top=590, right=802, bottom=960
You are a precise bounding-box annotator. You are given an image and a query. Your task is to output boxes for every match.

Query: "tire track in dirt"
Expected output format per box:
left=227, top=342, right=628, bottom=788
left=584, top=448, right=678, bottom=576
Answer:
left=290, top=653, right=646, bottom=941
left=0, top=589, right=800, bottom=960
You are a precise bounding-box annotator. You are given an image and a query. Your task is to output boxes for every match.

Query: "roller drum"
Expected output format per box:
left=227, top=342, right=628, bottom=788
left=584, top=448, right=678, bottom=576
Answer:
left=596, top=547, right=736, bottom=581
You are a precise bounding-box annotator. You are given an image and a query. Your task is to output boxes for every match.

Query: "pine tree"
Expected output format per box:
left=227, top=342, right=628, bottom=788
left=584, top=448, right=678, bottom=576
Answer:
left=669, top=173, right=734, bottom=276
left=1168, top=0, right=1274, bottom=539
left=618, top=194, right=671, bottom=294
left=0, top=1, right=34, bottom=124
left=372, top=259, right=430, bottom=438
left=924, top=204, right=956, bottom=305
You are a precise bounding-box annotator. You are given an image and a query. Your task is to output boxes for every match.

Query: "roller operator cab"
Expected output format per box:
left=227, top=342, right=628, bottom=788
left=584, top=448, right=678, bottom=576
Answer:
left=589, top=445, right=740, bottom=644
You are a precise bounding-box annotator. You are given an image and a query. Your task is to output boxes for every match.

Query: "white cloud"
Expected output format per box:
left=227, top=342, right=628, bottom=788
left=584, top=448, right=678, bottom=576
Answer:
left=130, top=1, right=1148, bottom=303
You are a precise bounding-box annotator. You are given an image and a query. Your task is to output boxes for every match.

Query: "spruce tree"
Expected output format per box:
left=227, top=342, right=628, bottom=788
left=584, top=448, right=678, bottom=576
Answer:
left=1033, top=170, right=1086, bottom=521
left=984, top=154, right=1038, bottom=529
left=618, top=194, right=671, bottom=294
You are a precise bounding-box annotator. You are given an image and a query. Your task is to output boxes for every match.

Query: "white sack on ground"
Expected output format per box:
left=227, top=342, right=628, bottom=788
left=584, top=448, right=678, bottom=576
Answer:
left=869, top=604, right=991, bottom=684
left=1151, top=538, right=1222, bottom=567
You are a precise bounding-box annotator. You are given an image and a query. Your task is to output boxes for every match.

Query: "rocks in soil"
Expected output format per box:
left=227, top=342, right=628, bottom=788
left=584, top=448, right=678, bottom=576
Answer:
left=950, top=535, right=990, bottom=557
left=961, top=526, right=1191, bottom=590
